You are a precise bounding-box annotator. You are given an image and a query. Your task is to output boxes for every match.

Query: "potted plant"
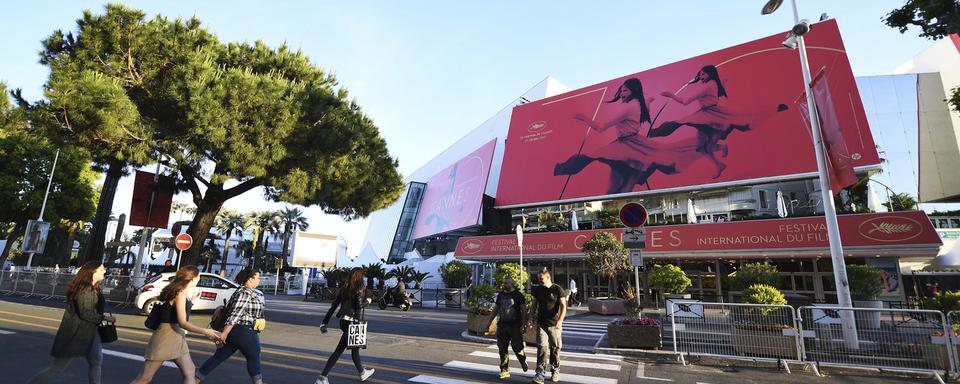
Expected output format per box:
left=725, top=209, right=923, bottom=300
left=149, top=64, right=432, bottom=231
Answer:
left=582, top=232, right=629, bottom=315
left=648, top=264, right=692, bottom=310
left=732, top=284, right=797, bottom=359
left=846, top=264, right=883, bottom=329
left=607, top=315, right=662, bottom=349
left=466, top=283, right=497, bottom=335
left=440, top=260, right=471, bottom=308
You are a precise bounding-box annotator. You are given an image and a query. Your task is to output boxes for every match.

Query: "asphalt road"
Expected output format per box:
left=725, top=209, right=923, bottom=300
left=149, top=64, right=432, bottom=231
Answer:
left=0, top=294, right=934, bottom=383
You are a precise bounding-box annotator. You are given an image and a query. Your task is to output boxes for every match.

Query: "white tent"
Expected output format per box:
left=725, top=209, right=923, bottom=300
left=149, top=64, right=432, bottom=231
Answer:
left=926, top=230, right=960, bottom=271
left=686, top=199, right=697, bottom=224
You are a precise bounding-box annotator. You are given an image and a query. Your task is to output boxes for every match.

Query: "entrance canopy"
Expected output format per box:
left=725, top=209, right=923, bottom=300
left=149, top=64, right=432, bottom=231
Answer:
left=455, top=211, right=942, bottom=261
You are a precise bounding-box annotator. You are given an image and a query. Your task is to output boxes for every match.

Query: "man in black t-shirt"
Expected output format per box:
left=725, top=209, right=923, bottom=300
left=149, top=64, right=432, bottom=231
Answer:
left=530, top=270, right=565, bottom=384
left=486, top=275, right=528, bottom=379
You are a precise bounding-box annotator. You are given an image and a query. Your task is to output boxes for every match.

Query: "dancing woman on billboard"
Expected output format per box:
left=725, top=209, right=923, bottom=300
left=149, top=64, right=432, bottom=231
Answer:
left=648, top=65, right=788, bottom=179
left=553, top=78, right=701, bottom=194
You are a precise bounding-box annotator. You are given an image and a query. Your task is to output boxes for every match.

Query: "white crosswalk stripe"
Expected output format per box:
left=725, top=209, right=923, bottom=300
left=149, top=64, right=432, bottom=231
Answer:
left=484, top=344, right=623, bottom=361
left=443, top=360, right=617, bottom=384
left=468, top=351, right=621, bottom=371
left=0, top=329, right=16, bottom=335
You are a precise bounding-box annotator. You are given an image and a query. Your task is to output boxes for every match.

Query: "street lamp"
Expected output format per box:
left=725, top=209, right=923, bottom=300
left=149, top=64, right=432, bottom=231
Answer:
left=761, top=0, right=860, bottom=348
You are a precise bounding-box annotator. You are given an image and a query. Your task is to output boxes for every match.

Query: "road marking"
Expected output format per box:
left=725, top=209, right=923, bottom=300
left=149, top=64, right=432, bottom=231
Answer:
left=0, top=329, right=16, bottom=335
left=485, top=344, right=623, bottom=361
left=409, top=375, right=485, bottom=384
left=444, top=361, right=617, bottom=384
left=102, top=349, right=177, bottom=368
left=468, top=351, right=620, bottom=371
left=636, top=362, right=673, bottom=382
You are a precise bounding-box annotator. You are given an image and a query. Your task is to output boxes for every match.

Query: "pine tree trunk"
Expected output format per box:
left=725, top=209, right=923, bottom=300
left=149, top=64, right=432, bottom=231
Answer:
left=84, top=159, right=124, bottom=262
left=181, top=193, right=224, bottom=267
left=0, top=221, right=27, bottom=266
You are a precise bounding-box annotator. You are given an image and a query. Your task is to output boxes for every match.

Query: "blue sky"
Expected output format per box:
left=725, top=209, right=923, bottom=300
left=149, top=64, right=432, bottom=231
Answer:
left=0, top=1, right=939, bottom=255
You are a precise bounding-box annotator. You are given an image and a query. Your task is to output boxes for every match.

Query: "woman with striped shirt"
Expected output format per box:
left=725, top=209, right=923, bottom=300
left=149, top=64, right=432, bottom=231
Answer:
left=196, top=269, right=267, bottom=384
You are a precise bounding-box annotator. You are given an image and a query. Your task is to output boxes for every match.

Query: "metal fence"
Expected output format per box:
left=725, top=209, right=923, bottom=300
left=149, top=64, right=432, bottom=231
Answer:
left=0, top=271, right=138, bottom=307
left=667, top=301, right=956, bottom=381
left=669, top=302, right=800, bottom=368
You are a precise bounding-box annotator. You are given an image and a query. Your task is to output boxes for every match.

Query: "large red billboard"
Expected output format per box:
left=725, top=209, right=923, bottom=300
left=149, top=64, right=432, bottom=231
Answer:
left=454, top=211, right=940, bottom=259
left=496, top=20, right=879, bottom=208
left=130, top=170, right=174, bottom=228
left=411, top=139, right=497, bottom=240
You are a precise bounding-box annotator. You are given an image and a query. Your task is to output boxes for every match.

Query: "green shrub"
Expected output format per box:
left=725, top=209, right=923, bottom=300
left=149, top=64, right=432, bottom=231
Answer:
left=733, top=262, right=780, bottom=290
left=922, top=291, right=960, bottom=313
left=466, top=284, right=497, bottom=315
left=493, top=263, right=527, bottom=288
left=440, top=260, right=471, bottom=288
left=583, top=232, right=629, bottom=282
left=742, top=284, right=787, bottom=306
left=648, top=264, right=691, bottom=294
left=846, top=264, right=882, bottom=300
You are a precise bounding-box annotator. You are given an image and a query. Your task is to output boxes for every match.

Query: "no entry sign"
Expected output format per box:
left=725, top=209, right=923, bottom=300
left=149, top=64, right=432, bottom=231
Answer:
left=174, top=233, right=193, bottom=251
left=619, top=203, right=648, bottom=228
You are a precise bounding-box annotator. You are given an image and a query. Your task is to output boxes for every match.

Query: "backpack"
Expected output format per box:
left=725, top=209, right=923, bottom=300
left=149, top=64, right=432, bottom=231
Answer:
left=210, top=291, right=239, bottom=331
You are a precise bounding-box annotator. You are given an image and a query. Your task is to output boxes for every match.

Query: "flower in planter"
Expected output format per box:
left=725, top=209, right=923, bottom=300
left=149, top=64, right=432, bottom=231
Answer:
left=610, top=317, right=660, bottom=327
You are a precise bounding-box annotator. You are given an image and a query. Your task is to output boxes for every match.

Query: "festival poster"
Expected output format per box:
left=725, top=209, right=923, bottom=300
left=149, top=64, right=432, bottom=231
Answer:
left=495, top=19, right=879, bottom=207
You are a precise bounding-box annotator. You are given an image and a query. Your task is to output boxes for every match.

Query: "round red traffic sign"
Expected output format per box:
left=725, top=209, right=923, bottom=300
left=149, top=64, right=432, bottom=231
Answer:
left=619, top=203, right=648, bottom=228
left=174, top=233, right=193, bottom=251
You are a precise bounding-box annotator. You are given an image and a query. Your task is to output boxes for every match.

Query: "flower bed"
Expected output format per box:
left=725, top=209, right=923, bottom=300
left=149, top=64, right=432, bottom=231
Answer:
left=607, top=317, right=662, bottom=349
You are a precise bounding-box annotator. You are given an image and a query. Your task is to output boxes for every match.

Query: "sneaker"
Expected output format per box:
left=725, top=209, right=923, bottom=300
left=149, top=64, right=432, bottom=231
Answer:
left=532, top=374, right=545, bottom=384
left=499, top=371, right=511, bottom=379
left=550, top=369, right=560, bottom=382
left=519, top=358, right=529, bottom=372
left=360, top=368, right=375, bottom=382
left=313, top=376, right=329, bottom=384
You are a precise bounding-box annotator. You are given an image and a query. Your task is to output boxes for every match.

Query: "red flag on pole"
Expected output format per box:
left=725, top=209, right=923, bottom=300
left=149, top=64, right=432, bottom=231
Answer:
left=800, top=68, right=859, bottom=195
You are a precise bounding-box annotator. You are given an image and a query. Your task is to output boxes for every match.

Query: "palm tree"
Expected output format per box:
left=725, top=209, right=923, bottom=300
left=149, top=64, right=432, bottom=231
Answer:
left=887, top=193, right=918, bottom=212
left=248, top=211, right=281, bottom=271
left=278, top=207, right=309, bottom=268
left=363, top=263, right=385, bottom=288
left=387, top=266, right=416, bottom=286
left=411, top=270, right=432, bottom=289
left=215, top=210, right=249, bottom=275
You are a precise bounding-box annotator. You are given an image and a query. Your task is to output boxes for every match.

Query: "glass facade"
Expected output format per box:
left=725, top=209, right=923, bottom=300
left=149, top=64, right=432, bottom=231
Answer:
left=387, top=182, right=426, bottom=262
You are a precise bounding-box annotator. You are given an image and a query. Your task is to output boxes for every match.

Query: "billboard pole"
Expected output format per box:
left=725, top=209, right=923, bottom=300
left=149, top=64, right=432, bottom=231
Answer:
left=762, top=0, right=858, bottom=349
left=26, top=149, right=59, bottom=269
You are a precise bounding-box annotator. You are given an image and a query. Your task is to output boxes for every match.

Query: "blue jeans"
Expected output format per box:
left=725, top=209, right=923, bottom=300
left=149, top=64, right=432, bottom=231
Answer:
left=198, top=325, right=262, bottom=380
left=28, top=333, right=102, bottom=384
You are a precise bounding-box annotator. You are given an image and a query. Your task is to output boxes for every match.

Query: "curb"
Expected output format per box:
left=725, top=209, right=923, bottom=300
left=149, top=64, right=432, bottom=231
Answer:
left=458, top=331, right=595, bottom=353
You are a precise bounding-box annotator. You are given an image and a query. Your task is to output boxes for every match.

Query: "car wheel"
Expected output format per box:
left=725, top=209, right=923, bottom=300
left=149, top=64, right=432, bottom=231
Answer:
left=142, top=298, right=158, bottom=315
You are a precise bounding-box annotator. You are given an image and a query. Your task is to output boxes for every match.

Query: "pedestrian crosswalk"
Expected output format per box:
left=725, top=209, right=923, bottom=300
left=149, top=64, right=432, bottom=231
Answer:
left=559, top=320, right=608, bottom=339
left=409, top=342, right=624, bottom=384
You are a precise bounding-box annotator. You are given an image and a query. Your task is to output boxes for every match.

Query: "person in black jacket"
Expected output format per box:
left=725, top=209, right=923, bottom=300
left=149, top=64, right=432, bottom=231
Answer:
left=28, top=261, right=116, bottom=384
left=314, top=267, right=375, bottom=384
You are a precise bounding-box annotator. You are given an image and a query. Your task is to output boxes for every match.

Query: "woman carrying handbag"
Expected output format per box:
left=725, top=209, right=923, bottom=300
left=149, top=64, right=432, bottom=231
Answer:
left=313, top=267, right=375, bottom=384
left=196, top=269, right=268, bottom=384
left=28, top=261, right=116, bottom=384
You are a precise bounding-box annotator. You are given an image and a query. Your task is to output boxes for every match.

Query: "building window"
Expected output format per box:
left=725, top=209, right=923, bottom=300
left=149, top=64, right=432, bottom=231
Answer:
left=759, top=190, right=768, bottom=209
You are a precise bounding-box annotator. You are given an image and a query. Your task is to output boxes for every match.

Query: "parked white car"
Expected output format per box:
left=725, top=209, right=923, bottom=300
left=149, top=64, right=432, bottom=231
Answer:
left=135, top=272, right=239, bottom=315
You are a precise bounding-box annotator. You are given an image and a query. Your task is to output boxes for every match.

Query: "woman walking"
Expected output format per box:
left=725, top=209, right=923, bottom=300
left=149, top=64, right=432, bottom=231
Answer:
left=28, top=261, right=115, bottom=384
left=196, top=269, right=267, bottom=384
left=314, top=267, right=375, bottom=384
left=130, top=266, right=221, bottom=384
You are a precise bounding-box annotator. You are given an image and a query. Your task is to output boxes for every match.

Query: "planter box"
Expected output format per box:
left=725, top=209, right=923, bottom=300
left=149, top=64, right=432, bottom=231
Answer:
left=607, top=324, right=662, bottom=349
left=467, top=312, right=495, bottom=336
left=731, top=327, right=798, bottom=360
left=588, top=297, right=626, bottom=315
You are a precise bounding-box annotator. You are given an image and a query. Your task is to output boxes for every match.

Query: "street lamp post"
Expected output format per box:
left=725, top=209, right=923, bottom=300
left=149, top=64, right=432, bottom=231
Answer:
left=762, top=0, right=859, bottom=348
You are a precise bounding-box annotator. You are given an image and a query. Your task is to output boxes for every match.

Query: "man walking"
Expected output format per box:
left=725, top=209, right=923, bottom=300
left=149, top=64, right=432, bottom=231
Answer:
left=531, top=270, right=565, bottom=384
left=487, top=275, right=528, bottom=379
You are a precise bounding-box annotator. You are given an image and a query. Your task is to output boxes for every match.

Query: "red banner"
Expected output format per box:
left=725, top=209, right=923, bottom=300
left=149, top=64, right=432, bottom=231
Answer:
left=129, top=171, right=174, bottom=228
left=495, top=20, right=879, bottom=207
left=454, top=211, right=940, bottom=258
left=809, top=69, right=858, bottom=194
left=411, top=139, right=497, bottom=239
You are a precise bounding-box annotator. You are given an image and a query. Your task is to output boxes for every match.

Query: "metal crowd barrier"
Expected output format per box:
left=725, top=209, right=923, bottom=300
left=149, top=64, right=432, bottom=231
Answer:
left=0, top=271, right=137, bottom=307
left=667, top=301, right=955, bottom=382
left=668, top=302, right=800, bottom=371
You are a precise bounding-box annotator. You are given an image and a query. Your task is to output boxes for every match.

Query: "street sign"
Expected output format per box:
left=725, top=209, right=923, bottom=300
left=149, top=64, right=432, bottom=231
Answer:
left=623, top=227, right=646, bottom=249
left=174, top=233, right=193, bottom=251
left=619, top=203, right=648, bottom=228
left=629, top=248, right=644, bottom=267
